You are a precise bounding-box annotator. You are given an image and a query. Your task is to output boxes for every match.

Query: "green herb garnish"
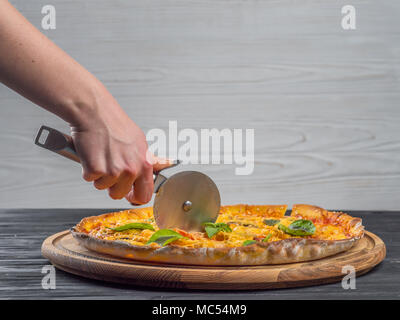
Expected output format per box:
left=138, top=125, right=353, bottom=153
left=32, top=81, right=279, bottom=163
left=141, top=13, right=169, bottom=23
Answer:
left=242, top=240, right=256, bottom=246
left=278, top=219, right=316, bottom=236
left=109, top=223, right=154, bottom=232
left=263, top=234, right=272, bottom=242
left=263, top=219, right=280, bottom=226
left=146, top=229, right=185, bottom=246
left=203, top=222, right=232, bottom=238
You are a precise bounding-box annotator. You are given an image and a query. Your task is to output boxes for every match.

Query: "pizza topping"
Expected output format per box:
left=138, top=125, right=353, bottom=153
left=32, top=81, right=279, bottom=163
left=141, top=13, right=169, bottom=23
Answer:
left=146, top=229, right=186, bottom=246
left=278, top=219, right=316, bottom=236
left=263, top=219, right=280, bottom=226
left=203, top=222, right=232, bottom=239
left=263, top=234, right=272, bottom=242
left=254, top=233, right=273, bottom=242
left=242, top=240, right=256, bottom=246
left=108, top=222, right=154, bottom=232
left=173, top=228, right=196, bottom=240
left=77, top=205, right=359, bottom=249
left=227, top=221, right=259, bottom=228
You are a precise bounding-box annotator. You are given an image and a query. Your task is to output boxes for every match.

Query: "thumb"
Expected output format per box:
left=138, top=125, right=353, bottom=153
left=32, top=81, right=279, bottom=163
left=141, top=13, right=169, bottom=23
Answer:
left=146, top=151, right=179, bottom=172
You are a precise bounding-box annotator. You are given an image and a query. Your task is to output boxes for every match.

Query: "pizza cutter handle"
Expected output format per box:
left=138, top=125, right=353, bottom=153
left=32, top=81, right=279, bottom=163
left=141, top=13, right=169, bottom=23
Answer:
left=35, top=126, right=80, bottom=163
left=35, top=125, right=180, bottom=192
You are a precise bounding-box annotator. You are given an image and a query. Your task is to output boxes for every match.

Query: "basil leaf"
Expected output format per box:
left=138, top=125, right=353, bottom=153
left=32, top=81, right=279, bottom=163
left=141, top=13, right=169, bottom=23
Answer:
left=203, top=222, right=232, bottom=231
left=278, top=219, right=316, bottom=236
left=263, top=219, right=280, bottom=226
left=288, top=219, right=316, bottom=235
left=263, top=234, right=272, bottom=242
left=152, top=236, right=182, bottom=246
left=109, top=223, right=154, bottom=232
left=243, top=240, right=256, bottom=246
left=220, top=224, right=232, bottom=232
left=203, top=222, right=232, bottom=238
left=204, top=226, right=220, bottom=238
left=146, top=229, right=184, bottom=246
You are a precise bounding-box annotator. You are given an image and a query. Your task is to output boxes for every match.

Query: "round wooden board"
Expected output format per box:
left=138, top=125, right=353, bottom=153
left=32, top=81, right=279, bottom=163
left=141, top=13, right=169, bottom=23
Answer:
left=42, top=230, right=385, bottom=290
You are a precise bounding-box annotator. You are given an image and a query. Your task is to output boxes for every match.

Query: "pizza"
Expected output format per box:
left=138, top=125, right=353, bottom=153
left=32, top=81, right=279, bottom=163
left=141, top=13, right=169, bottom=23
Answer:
left=71, top=204, right=364, bottom=266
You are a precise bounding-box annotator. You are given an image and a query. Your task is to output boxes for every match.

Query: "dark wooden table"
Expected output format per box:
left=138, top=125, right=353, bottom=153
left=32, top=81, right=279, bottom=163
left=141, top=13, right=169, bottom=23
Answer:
left=0, top=209, right=398, bottom=299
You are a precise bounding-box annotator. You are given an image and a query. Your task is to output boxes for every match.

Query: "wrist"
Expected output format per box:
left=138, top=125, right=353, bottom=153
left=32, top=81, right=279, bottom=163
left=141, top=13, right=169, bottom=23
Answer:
left=62, top=81, right=113, bottom=130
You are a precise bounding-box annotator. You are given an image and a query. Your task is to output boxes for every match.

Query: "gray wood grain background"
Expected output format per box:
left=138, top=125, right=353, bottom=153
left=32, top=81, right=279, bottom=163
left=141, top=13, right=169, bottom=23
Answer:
left=0, top=0, right=399, bottom=210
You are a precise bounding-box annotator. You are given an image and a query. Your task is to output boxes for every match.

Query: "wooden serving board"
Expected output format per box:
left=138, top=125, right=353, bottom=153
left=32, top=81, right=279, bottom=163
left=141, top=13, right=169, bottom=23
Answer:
left=42, top=230, right=385, bottom=290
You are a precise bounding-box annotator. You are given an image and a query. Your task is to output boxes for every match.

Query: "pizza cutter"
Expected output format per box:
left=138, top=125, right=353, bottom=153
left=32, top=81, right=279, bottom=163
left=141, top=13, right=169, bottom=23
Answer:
left=34, top=125, right=221, bottom=232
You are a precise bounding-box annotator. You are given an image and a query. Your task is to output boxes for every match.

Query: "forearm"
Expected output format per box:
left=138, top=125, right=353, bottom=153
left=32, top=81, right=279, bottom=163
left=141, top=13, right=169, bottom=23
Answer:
left=0, top=0, right=108, bottom=127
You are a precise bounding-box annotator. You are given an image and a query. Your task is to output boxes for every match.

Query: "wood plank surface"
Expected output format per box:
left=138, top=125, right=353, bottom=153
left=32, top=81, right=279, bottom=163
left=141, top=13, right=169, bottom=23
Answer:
left=0, top=0, right=399, bottom=209
left=0, top=209, right=398, bottom=299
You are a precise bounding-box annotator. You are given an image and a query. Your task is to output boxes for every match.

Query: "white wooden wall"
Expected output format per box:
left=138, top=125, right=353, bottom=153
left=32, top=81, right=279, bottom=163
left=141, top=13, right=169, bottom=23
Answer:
left=0, top=0, right=399, bottom=210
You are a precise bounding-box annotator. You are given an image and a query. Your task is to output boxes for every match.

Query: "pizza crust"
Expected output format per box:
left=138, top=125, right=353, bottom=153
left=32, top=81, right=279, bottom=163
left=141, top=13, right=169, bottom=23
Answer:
left=71, top=204, right=364, bottom=266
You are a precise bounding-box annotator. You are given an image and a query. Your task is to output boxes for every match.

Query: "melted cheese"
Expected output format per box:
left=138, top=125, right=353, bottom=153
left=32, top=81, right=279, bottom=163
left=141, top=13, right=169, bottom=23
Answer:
left=81, top=205, right=350, bottom=248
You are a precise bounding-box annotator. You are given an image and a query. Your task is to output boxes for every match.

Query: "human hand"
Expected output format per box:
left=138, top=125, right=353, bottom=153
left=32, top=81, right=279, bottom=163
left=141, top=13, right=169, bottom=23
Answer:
left=70, top=92, right=170, bottom=204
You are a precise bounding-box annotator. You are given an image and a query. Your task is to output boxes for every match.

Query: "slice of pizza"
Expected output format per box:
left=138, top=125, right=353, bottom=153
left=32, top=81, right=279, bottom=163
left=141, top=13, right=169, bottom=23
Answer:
left=71, top=204, right=364, bottom=265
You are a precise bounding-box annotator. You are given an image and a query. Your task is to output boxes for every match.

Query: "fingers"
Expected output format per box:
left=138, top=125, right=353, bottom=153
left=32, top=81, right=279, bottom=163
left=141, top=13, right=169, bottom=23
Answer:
left=81, top=160, right=136, bottom=199
left=82, top=170, right=103, bottom=182
left=81, top=157, right=106, bottom=182
left=75, top=135, right=106, bottom=182
left=82, top=151, right=174, bottom=203
left=148, top=153, right=177, bottom=172
left=125, top=166, right=154, bottom=205
left=93, top=174, right=119, bottom=190
left=124, top=154, right=176, bottom=205
left=73, top=124, right=160, bottom=203
left=108, top=169, right=137, bottom=200
left=83, top=160, right=154, bottom=202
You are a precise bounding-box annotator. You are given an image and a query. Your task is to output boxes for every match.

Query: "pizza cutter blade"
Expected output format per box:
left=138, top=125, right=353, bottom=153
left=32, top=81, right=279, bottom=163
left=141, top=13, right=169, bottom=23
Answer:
left=153, top=171, right=220, bottom=232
